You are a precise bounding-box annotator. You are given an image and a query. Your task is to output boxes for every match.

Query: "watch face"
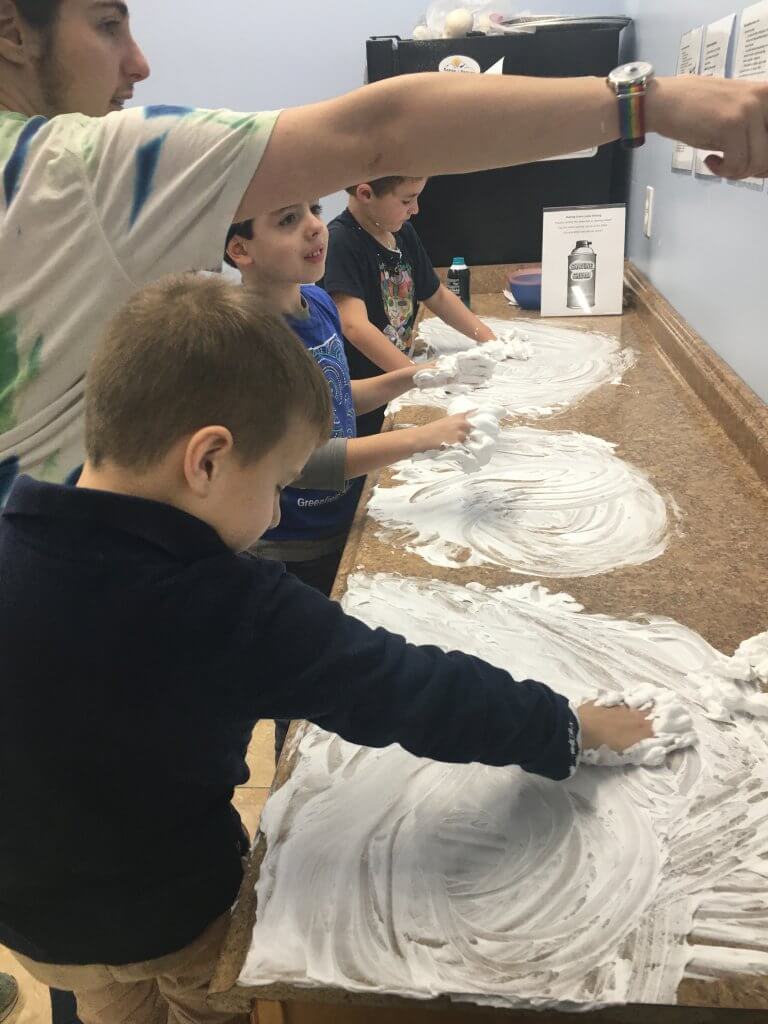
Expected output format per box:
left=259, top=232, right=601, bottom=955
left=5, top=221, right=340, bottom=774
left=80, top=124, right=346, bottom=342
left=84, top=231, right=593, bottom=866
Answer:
left=610, top=61, right=654, bottom=86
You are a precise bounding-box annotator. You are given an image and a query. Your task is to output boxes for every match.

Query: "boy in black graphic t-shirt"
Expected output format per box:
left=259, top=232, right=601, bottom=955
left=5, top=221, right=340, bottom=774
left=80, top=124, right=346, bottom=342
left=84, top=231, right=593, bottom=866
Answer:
left=325, top=176, right=496, bottom=435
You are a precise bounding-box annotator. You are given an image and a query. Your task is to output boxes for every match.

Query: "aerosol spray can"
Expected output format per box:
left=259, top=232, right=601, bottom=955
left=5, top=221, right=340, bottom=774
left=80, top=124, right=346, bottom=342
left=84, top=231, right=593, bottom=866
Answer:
left=447, top=257, right=471, bottom=308
left=567, top=240, right=597, bottom=310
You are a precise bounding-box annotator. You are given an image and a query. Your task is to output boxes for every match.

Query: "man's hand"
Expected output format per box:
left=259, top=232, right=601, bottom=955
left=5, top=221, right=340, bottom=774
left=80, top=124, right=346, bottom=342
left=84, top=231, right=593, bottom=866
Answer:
left=649, top=76, right=768, bottom=179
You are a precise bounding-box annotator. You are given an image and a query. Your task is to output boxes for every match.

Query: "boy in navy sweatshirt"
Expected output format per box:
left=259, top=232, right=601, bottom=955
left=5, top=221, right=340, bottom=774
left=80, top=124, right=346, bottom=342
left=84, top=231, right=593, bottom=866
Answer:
left=0, top=275, right=653, bottom=1024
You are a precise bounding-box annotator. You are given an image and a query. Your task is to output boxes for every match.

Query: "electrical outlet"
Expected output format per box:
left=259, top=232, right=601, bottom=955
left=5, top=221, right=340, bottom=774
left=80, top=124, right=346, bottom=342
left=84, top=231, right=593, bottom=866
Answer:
left=643, top=186, right=655, bottom=239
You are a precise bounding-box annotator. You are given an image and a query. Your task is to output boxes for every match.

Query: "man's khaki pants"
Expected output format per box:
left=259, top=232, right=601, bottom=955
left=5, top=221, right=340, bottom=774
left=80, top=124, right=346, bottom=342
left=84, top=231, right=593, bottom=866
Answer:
left=12, top=913, right=248, bottom=1024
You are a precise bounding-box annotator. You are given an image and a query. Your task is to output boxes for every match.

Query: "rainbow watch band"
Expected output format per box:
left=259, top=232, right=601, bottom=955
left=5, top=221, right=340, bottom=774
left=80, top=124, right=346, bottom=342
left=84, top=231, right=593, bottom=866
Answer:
left=616, top=82, right=647, bottom=149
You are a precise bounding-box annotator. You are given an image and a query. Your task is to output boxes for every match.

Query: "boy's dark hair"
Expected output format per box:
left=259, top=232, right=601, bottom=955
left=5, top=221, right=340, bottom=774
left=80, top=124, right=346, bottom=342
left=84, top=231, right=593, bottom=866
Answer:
left=15, top=0, right=62, bottom=29
left=85, top=274, right=332, bottom=470
left=223, top=219, right=253, bottom=269
left=345, top=177, right=418, bottom=198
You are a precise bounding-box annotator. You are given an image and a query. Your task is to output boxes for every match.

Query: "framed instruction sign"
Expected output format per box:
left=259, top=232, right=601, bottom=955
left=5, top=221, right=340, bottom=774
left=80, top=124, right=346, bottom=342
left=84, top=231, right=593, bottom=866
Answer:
left=541, top=204, right=626, bottom=318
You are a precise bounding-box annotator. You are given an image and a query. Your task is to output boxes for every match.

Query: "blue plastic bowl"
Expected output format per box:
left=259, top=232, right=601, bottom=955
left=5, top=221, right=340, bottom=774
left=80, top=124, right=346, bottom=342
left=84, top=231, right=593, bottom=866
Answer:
left=508, top=270, right=542, bottom=311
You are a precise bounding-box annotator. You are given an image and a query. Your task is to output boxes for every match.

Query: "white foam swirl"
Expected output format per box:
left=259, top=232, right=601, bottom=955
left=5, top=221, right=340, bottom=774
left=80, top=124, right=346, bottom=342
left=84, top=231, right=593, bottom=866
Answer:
left=240, top=575, right=768, bottom=1010
left=370, top=427, right=672, bottom=577
left=390, top=317, right=636, bottom=418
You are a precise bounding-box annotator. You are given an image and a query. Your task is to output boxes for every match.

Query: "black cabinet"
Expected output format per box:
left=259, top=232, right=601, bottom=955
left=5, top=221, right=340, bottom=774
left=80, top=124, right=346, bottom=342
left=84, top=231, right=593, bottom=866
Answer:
left=366, top=22, right=631, bottom=266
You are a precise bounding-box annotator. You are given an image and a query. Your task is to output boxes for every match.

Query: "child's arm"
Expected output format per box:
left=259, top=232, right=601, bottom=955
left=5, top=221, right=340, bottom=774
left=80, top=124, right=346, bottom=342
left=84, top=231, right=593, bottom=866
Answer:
left=345, top=413, right=472, bottom=479
left=350, top=365, right=425, bottom=415
left=423, top=284, right=497, bottom=344
left=333, top=295, right=414, bottom=372
left=288, top=405, right=468, bottom=491
left=291, top=439, right=348, bottom=493
left=247, top=568, right=656, bottom=777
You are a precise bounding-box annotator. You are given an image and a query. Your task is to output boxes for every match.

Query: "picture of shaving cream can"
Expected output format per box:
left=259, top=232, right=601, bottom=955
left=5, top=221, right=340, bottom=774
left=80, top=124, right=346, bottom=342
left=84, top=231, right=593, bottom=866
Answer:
left=567, top=240, right=597, bottom=309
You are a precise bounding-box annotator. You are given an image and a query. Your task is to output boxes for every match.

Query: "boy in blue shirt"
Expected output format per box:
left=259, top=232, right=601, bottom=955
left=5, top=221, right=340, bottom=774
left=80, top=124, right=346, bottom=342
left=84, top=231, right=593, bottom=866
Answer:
left=225, top=201, right=474, bottom=598
left=0, top=274, right=653, bottom=1024
left=226, top=202, right=481, bottom=758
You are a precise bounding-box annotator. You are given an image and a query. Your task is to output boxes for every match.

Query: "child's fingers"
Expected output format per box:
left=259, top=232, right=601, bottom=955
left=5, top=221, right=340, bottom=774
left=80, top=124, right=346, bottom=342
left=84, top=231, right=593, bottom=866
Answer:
left=577, top=702, right=655, bottom=752
left=451, top=412, right=474, bottom=442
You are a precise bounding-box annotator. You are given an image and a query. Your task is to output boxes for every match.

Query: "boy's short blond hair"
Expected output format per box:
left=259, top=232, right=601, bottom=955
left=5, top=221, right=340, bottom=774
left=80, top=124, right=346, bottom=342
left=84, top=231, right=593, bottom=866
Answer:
left=85, top=274, right=332, bottom=471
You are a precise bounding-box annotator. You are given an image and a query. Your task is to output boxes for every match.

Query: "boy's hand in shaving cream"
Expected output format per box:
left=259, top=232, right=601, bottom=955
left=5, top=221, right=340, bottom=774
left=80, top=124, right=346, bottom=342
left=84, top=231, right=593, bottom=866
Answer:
left=473, top=323, right=497, bottom=344
left=412, top=359, right=439, bottom=375
left=577, top=701, right=655, bottom=754
left=412, top=412, right=474, bottom=454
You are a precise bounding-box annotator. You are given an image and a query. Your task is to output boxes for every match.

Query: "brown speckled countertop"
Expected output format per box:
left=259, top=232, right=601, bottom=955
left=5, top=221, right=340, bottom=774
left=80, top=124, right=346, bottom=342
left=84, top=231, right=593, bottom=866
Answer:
left=338, top=291, right=767, bottom=656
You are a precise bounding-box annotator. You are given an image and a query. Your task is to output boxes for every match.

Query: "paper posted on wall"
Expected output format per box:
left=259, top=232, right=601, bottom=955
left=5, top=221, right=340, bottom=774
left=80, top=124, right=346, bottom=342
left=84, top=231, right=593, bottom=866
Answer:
left=731, top=1, right=768, bottom=188
left=541, top=205, right=626, bottom=318
left=695, top=14, right=737, bottom=177
left=672, top=27, right=704, bottom=172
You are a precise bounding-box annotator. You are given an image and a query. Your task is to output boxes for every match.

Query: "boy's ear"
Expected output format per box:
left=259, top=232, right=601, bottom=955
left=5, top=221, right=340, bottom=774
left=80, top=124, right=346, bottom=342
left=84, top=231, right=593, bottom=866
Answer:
left=355, top=184, right=374, bottom=203
left=0, top=1, right=29, bottom=66
left=183, top=426, right=235, bottom=495
left=225, top=235, right=255, bottom=270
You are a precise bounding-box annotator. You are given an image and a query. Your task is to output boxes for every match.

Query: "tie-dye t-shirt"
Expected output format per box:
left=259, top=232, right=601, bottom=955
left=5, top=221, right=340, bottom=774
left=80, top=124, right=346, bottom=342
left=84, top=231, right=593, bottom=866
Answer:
left=0, top=105, right=279, bottom=504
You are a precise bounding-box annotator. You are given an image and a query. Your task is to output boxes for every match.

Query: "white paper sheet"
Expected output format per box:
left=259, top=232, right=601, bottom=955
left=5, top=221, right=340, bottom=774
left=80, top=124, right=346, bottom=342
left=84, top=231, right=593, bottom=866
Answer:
left=695, top=14, right=737, bottom=177
left=672, top=27, right=704, bottom=172
left=732, top=1, right=768, bottom=187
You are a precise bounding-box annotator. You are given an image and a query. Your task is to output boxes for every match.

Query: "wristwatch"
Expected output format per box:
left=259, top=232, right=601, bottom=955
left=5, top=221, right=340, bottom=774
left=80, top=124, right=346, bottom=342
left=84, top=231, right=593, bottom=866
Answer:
left=608, top=61, right=655, bottom=149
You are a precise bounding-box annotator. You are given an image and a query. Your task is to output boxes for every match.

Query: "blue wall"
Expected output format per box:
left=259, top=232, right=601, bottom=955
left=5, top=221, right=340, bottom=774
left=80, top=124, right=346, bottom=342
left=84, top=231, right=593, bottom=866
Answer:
left=624, top=0, right=768, bottom=402
left=128, top=1, right=638, bottom=219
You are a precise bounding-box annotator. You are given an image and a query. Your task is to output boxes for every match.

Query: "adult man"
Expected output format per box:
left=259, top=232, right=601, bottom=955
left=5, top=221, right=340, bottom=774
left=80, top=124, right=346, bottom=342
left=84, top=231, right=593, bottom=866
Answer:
left=1, top=0, right=767, bottom=500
